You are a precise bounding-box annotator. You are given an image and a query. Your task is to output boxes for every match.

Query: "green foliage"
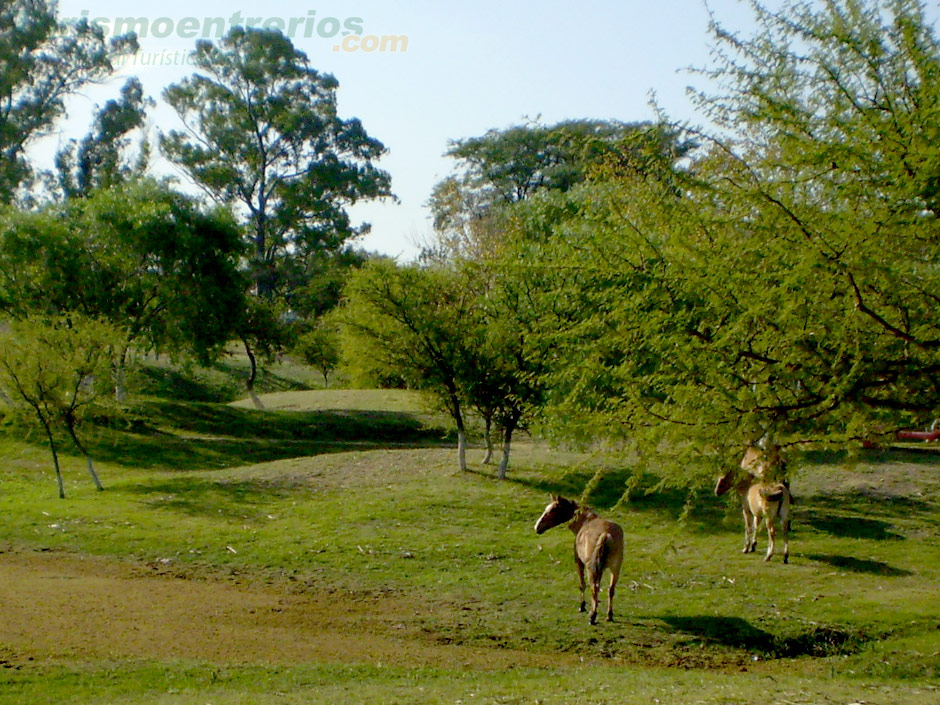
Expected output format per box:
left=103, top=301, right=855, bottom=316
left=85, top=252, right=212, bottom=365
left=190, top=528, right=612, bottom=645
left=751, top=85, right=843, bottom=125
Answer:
left=426, top=119, right=691, bottom=263
left=161, top=26, right=393, bottom=300
left=0, top=0, right=137, bottom=202
left=0, top=181, right=249, bottom=364
left=54, top=77, right=152, bottom=198
left=340, top=261, right=482, bottom=421
left=484, top=0, right=940, bottom=484
left=0, top=314, right=128, bottom=496
left=292, top=315, right=341, bottom=385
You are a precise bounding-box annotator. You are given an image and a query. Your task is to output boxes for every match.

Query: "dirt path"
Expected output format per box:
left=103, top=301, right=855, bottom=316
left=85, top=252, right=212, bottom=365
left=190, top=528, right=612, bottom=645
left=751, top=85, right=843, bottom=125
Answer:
left=0, top=549, right=560, bottom=670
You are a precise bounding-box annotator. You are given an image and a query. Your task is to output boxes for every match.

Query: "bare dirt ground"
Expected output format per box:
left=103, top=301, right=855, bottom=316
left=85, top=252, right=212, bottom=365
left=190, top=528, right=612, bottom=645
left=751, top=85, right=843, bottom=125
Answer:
left=0, top=549, right=564, bottom=671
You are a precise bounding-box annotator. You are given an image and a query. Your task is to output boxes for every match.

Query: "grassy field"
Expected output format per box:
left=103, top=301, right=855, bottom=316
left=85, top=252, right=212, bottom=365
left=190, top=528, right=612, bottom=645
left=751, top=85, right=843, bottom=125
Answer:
left=0, top=363, right=938, bottom=704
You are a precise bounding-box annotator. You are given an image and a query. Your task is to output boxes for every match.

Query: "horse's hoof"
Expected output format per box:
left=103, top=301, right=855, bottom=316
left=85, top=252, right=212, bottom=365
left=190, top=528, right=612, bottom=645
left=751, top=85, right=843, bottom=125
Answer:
left=783, top=555, right=789, bottom=564
left=579, top=603, right=586, bottom=613
left=589, top=615, right=598, bottom=626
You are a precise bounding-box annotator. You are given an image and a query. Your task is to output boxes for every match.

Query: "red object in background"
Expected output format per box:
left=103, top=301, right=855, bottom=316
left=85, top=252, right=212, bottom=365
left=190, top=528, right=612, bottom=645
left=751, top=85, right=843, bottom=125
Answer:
left=897, top=429, right=940, bottom=441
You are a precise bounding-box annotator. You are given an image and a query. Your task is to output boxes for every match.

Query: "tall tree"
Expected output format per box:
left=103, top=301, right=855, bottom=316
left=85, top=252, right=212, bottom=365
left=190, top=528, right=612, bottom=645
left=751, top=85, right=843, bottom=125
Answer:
left=161, top=26, right=393, bottom=300
left=513, top=0, right=940, bottom=486
left=0, top=0, right=137, bottom=202
left=426, top=119, right=692, bottom=262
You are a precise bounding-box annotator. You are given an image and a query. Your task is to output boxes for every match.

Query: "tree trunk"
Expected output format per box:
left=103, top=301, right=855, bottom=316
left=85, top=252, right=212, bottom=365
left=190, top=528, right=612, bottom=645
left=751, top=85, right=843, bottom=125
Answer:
left=497, top=422, right=515, bottom=480
left=482, top=415, right=494, bottom=464
left=457, top=427, right=468, bottom=472
left=39, top=417, right=65, bottom=499
left=450, top=393, right=468, bottom=472
left=65, top=421, right=104, bottom=491
left=242, top=338, right=264, bottom=409
left=114, top=347, right=128, bottom=402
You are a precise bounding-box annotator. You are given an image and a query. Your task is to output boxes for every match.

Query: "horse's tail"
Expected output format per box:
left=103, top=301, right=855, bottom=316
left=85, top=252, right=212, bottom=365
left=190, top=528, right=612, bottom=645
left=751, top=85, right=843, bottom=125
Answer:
left=760, top=483, right=792, bottom=527
left=760, top=483, right=787, bottom=503
left=588, top=531, right=611, bottom=577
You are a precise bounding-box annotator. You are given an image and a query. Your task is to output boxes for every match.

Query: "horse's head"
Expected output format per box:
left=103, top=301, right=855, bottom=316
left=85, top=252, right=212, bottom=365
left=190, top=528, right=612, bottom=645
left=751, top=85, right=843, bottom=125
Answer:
left=534, top=495, right=578, bottom=534
left=740, top=446, right=767, bottom=477
left=716, top=446, right=785, bottom=496
left=714, top=468, right=738, bottom=497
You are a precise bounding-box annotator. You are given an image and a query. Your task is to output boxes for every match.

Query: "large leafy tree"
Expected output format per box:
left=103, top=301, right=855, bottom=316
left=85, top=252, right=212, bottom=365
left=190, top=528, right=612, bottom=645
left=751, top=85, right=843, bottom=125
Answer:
left=420, top=120, right=695, bottom=472
left=426, top=119, right=692, bottom=262
left=514, top=0, right=940, bottom=486
left=0, top=0, right=137, bottom=202
left=161, top=26, right=393, bottom=300
left=0, top=181, right=248, bottom=365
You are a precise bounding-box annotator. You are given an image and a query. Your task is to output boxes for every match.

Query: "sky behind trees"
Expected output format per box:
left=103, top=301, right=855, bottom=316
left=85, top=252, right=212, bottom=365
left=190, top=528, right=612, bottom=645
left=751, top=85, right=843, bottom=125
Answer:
left=45, top=1, right=939, bottom=259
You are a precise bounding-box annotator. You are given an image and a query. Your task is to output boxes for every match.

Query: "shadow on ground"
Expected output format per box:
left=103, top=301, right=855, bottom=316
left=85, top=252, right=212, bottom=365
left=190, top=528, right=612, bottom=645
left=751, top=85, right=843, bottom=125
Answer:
left=660, top=615, right=867, bottom=658
left=806, top=553, right=912, bottom=577
left=84, top=400, right=453, bottom=471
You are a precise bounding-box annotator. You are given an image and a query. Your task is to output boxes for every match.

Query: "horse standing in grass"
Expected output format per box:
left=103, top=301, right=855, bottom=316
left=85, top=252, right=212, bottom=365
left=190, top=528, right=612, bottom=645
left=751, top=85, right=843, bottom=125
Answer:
left=534, top=496, right=624, bottom=624
left=715, top=446, right=792, bottom=563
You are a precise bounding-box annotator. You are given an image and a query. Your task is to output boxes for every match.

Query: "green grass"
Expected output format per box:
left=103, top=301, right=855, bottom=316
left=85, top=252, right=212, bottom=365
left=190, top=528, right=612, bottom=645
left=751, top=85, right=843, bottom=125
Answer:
left=1, top=376, right=939, bottom=703
left=3, top=660, right=934, bottom=705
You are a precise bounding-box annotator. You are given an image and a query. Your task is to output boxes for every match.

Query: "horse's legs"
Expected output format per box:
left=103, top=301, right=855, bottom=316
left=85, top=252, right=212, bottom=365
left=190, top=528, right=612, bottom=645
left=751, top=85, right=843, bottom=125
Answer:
left=589, top=572, right=600, bottom=625
left=742, top=506, right=755, bottom=553
left=576, top=556, right=586, bottom=613
left=763, top=512, right=776, bottom=561
left=782, top=517, right=790, bottom=564
left=606, top=567, right=619, bottom=622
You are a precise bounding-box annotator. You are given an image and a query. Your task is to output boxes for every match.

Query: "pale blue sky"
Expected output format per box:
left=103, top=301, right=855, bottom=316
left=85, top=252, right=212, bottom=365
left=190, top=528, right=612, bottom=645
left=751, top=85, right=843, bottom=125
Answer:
left=52, top=0, right=765, bottom=259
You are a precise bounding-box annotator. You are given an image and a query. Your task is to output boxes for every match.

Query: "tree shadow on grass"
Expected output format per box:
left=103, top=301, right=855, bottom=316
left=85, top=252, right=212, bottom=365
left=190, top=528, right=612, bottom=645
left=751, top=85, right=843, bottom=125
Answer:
left=128, top=476, right=295, bottom=520
left=802, top=507, right=904, bottom=541
left=660, top=615, right=866, bottom=658
left=806, top=553, right=912, bottom=577
left=137, top=361, right=313, bottom=403
left=137, top=366, right=239, bottom=403
left=85, top=400, right=453, bottom=471
left=801, top=445, right=940, bottom=467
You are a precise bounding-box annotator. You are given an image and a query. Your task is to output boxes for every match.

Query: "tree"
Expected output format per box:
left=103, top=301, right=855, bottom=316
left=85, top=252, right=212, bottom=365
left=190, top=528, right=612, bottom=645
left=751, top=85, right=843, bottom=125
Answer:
left=0, top=315, right=128, bottom=498
left=426, top=119, right=693, bottom=262
left=0, top=0, right=137, bottom=202
left=161, top=26, right=393, bottom=300
left=293, top=315, right=341, bottom=386
left=341, top=261, right=484, bottom=471
left=512, top=0, right=940, bottom=487
left=54, top=77, right=152, bottom=199
left=471, top=279, right=550, bottom=479
left=0, top=181, right=249, bottom=367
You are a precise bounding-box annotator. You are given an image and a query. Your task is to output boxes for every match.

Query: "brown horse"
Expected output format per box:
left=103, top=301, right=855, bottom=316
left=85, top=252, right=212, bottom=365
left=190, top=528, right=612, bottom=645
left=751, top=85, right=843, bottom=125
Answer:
left=715, top=447, right=792, bottom=563
left=534, top=496, right=624, bottom=624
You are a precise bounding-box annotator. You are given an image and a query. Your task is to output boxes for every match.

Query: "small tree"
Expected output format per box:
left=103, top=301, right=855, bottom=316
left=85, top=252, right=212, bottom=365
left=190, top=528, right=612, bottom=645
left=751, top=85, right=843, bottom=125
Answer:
left=0, top=315, right=128, bottom=498
left=293, top=315, right=341, bottom=386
